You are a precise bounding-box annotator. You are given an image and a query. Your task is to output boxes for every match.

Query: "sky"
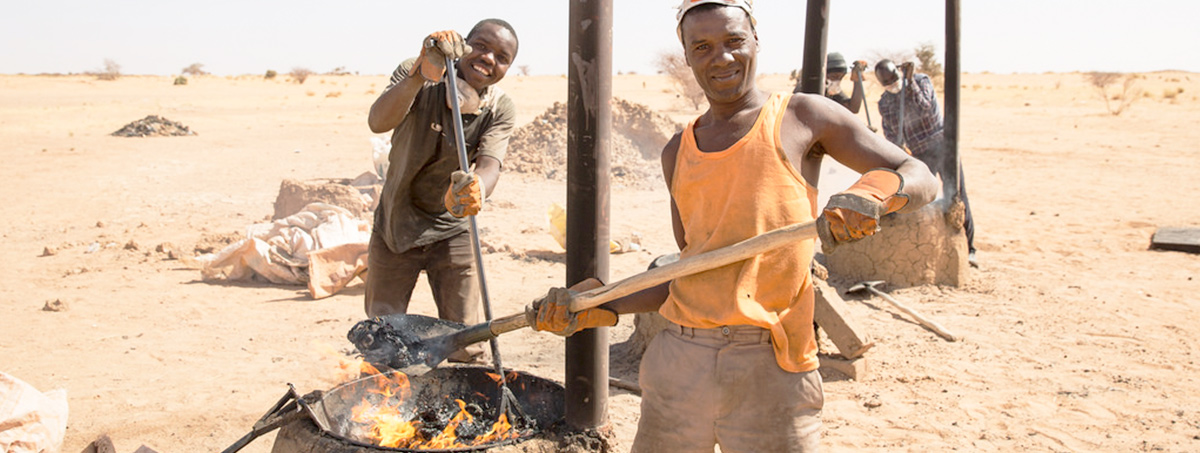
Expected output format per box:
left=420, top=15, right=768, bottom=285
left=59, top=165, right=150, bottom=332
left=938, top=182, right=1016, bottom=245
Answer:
left=2, top=1, right=1199, bottom=77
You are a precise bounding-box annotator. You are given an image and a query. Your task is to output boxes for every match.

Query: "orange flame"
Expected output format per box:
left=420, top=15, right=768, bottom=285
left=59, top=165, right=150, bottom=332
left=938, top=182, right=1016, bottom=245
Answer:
left=346, top=366, right=522, bottom=449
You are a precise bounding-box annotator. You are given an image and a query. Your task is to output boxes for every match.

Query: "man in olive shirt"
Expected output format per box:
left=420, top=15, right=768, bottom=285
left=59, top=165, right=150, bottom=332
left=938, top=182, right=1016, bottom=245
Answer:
left=365, top=19, right=519, bottom=362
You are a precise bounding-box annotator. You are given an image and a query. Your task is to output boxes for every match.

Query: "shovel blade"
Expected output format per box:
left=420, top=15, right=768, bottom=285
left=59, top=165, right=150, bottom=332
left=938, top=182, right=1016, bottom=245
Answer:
left=347, top=314, right=463, bottom=372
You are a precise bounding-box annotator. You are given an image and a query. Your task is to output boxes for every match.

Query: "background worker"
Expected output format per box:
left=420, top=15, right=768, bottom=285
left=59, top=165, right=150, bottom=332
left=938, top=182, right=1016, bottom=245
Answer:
left=532, top=1, right=938, bottom=451
left=365, top=19, right=519, bottom=363
left=822, top=52, right=867, bottom=114
left=875, top=59, right=977, bottom=266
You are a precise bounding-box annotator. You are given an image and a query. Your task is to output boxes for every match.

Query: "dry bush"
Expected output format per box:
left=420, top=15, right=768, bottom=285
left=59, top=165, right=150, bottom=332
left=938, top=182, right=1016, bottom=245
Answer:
left=181, top=63, right=208, bottom=76
left=1087, top=72, right=1142, bottom=115
left=1163, top=87, right=1184, bottom=101
left=325, top=66, right=351, bottom=76
left=654, top=50, right=705, bottom=110
left=517, top=65, right=531, bottom=76
left=93, top=58, right=121, bottom=81
left=914, top=42, right=943, bottom=81
left=324, top=91, right=342, bottom=98
left=264, top=69, right=278, bottom=80
left=290, top=67, right=313, bottom=84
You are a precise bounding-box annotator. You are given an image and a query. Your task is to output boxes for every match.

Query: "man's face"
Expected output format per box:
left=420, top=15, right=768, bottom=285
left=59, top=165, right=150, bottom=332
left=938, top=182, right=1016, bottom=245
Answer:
left=459, top=23, right=518, bottom=91
left=826, top=70, right=846, bottom=83
left=680, top=7, right=758, bottom=103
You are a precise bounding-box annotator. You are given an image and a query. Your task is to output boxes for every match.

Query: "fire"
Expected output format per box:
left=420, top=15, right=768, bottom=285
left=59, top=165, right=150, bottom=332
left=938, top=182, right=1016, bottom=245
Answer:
left=346, top=362, right=521, bottom=449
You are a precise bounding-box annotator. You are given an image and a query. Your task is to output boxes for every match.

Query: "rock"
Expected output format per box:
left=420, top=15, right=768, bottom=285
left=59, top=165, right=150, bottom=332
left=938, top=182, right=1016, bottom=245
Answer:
left=41, top=246, right=57, bottom=257
left=111, top=115, right=196, bottom=137
left=42, top=299, right=68, bottom=312
left=124, top=240, right=139, bottom=251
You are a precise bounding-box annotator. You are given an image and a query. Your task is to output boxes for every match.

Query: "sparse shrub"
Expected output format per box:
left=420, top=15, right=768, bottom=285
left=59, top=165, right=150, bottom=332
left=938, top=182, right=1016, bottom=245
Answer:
left=325, top=91, right=342, bottom=98
left=181, top=63, right=208, bottom=76
left=517, top=65, right=531, bottom=76
left=654, top=50, right=705, bottom=110
left=289, top=67, right=313, bottom=84
left=265, top=69, right=278, bottom=80
left=174, top=76, right=188, bottom=85
left=93, top=58, right=121, bottom=81
left=1087, top=71, right=1141, bottom=115
left=325, top=66, right=350, bottom=76
left=1163, top=87, right=1183, bottom=101
left=914, top=42, right=943, bottom=81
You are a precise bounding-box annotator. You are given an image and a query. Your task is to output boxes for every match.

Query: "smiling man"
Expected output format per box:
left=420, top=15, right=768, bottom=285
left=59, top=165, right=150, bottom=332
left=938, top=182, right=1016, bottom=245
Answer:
left=365, top=19, right=518, bottom=363
left=529, top=1, right=938, bottom=451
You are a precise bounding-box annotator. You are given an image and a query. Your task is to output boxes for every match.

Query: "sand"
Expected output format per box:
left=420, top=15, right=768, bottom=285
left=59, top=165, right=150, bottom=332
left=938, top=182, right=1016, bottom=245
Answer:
left=1, top=70, right=1199, bottom=452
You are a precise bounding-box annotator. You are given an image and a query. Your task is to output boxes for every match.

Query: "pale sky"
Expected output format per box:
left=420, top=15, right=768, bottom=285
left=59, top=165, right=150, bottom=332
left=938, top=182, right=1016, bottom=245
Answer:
left=3, top=1, right=1198, bottom=77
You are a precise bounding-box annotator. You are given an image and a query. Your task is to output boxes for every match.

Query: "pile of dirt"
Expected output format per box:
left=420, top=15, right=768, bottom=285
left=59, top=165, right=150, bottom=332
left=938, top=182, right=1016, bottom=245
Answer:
left=111, top=115, right=196, bottom=137
left=505, top=98, right=681, bottom=188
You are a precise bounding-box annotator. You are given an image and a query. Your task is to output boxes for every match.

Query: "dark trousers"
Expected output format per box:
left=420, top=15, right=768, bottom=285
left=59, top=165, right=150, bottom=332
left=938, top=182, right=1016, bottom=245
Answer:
left=365, top=229, right=483, bottom=362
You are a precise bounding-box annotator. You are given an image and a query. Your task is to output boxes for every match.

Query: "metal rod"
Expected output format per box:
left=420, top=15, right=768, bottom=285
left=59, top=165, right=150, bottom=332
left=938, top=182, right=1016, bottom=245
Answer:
left=444, top=56, right=512, bottom=403
left=944, top=0, right=962, bottom=199
left=566, top=0, right=612, bottom=430
left=796, top=0, right=829, bottom=95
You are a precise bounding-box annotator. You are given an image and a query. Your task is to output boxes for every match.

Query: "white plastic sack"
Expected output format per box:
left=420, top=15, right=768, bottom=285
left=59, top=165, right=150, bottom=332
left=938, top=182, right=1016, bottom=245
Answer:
left=0, top=372, right=68, bottom=453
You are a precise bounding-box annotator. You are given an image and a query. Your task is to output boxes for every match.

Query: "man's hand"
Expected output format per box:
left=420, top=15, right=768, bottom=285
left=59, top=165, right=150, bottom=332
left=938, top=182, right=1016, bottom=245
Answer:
left=900, top=61, right=916, bottom=82
left=851, top=60, right=868, bottom=82
left=817, top=169, right=910, bottom=254
left=528, top=278, right=615, bottom=337
left=410, top=30, right=472, bottom=82
left=443, top=170, right=482, bottom=217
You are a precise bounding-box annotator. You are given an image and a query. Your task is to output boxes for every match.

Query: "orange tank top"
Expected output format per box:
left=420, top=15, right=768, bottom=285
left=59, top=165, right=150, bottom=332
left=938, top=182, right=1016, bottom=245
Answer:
left=663, top=93, right=819, bottom=373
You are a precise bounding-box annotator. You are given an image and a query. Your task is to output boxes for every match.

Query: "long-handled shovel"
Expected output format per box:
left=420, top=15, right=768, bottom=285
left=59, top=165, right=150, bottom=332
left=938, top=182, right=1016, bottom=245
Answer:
left=350, top=220, right=819, bottom=371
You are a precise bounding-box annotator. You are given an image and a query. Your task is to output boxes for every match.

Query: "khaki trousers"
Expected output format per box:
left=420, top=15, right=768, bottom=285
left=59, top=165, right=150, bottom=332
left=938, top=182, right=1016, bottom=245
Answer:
left=632, top=323, right=823, bottom=453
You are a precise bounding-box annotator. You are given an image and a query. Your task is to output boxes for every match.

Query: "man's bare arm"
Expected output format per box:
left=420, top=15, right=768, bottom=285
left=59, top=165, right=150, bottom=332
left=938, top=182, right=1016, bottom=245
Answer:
left=368, top=74, right=425, bottom=133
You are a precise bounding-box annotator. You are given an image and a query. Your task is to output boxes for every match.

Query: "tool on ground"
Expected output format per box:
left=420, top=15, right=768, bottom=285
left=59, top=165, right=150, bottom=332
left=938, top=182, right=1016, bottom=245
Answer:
left=350, top=220, right=819, bottom=371
left=442, top=51, right=529, bottom=427
left=847, top=280, right=959, bottom=342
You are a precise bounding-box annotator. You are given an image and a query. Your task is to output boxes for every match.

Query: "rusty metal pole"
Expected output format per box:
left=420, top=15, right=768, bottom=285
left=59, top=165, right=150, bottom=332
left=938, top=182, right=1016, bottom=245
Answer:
left=943, top=0, right=961, bottom=199
left=796, top=0, right=829, bottom=95
left=565, top=0, right=612, bottom=430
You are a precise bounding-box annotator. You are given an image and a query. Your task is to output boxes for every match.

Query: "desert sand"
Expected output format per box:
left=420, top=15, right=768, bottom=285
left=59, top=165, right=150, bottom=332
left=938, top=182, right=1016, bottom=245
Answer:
left=1, top=69, right=1199, bottom=452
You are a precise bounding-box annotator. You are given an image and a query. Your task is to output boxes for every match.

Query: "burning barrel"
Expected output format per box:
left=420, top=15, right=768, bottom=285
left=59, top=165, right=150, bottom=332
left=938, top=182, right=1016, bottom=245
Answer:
left=266, top=366, right=565, bottom=452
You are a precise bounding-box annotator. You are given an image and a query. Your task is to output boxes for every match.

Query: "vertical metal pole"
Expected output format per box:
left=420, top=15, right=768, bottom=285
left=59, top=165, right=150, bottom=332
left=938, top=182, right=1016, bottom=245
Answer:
left=566, top=0, right=612, bottom=430
left=796, top=0, right=829, bottom=95
left=944, top=0, right=961, bottom=199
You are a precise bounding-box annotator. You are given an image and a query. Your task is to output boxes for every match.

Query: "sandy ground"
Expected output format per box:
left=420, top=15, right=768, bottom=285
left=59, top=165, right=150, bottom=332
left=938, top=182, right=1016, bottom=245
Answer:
left=2, top=70, right=1199, bottom=452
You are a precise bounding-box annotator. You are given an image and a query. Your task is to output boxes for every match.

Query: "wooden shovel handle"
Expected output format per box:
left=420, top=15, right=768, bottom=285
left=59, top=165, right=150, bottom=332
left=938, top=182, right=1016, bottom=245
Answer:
left=567, top=220, right=818, bottom=312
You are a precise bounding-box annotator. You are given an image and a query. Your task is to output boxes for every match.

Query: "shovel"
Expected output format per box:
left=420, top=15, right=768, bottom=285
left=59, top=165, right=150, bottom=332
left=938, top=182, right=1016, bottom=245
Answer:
left=350, top=220, right=819, bottom=371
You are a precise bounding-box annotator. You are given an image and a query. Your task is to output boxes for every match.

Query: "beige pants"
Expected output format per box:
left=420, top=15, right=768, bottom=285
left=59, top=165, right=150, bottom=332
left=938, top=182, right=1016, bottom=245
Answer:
left=632, top=323, right=823, bottom=453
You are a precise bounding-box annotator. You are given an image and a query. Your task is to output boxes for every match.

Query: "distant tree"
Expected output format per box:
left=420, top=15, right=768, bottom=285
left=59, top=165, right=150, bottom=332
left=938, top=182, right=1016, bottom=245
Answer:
left=654, top=50, right=705, bottom=110
left=1087, top=72, right=1141, bottom=116
left=517, top=65, right=531, bottom=76
left=93, top=58, right=121, bottom=81
left=264, top=69, right=278, bottom=80
left=913, top=42, right=942, bottom=80
left=289, top=67, right=313, bottom=84
left=325, top=66, right=350, bottom=76
left=181, top=63, right=208, bottom=76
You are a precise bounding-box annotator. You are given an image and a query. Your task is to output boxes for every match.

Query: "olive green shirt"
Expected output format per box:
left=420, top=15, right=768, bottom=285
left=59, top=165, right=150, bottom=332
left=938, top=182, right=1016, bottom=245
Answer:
left=376, top=58, right=515, bottom=253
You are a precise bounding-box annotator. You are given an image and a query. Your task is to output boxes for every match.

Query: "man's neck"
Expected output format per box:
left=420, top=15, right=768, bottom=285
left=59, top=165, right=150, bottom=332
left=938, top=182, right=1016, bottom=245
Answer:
left=705, top=88, right=767, bottom=123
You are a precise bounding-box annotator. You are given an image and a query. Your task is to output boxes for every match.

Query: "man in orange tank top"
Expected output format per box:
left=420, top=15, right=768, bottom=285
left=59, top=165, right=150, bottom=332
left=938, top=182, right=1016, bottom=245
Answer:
left=531, top=1, right=939, bottom=451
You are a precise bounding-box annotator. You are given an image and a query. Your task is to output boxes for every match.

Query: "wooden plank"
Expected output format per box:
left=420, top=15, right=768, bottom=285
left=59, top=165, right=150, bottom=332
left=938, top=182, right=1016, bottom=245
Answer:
left=819, top=354, right=870, bottom=380
left=813, top=278, right=875, bottom=359
left=1151, top=227, right=1200, bottom=254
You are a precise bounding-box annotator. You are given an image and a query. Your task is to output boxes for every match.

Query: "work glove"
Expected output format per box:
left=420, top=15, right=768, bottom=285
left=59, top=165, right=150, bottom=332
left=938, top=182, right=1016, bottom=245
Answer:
left=443, top=170, right=482, bottom=217
left=817, top=168, right=910, bottom=254
left=410, top=30, right=472, bottom=82
left=851, top=60, right=868, bottom=82
left=528, top=278, right=616, bottom=337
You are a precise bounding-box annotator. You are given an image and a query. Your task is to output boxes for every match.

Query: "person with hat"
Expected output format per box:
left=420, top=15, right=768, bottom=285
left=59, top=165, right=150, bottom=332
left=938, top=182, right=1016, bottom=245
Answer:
left=821, top=51, right=868, bottom=114
left=364, top=19, right=520, bottom=363
left=530, top=1, right=938, bottom=451
left=874, top=59, right=977, bottom=266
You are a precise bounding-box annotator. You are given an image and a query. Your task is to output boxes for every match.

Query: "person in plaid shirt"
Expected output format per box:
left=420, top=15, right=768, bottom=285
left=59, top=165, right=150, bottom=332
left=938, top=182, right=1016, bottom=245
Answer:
left=875, top=59, right=977, bottom=266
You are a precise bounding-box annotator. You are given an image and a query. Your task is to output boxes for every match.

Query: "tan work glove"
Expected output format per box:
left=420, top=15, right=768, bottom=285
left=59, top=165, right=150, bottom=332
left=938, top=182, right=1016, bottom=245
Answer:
left=817, top=169, right=910, bottom=254
left=443, top=170, right=482, bottom=217
left=528, top=278, right=616, bottom=337
left=409, top=30, right=472, bottom=82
